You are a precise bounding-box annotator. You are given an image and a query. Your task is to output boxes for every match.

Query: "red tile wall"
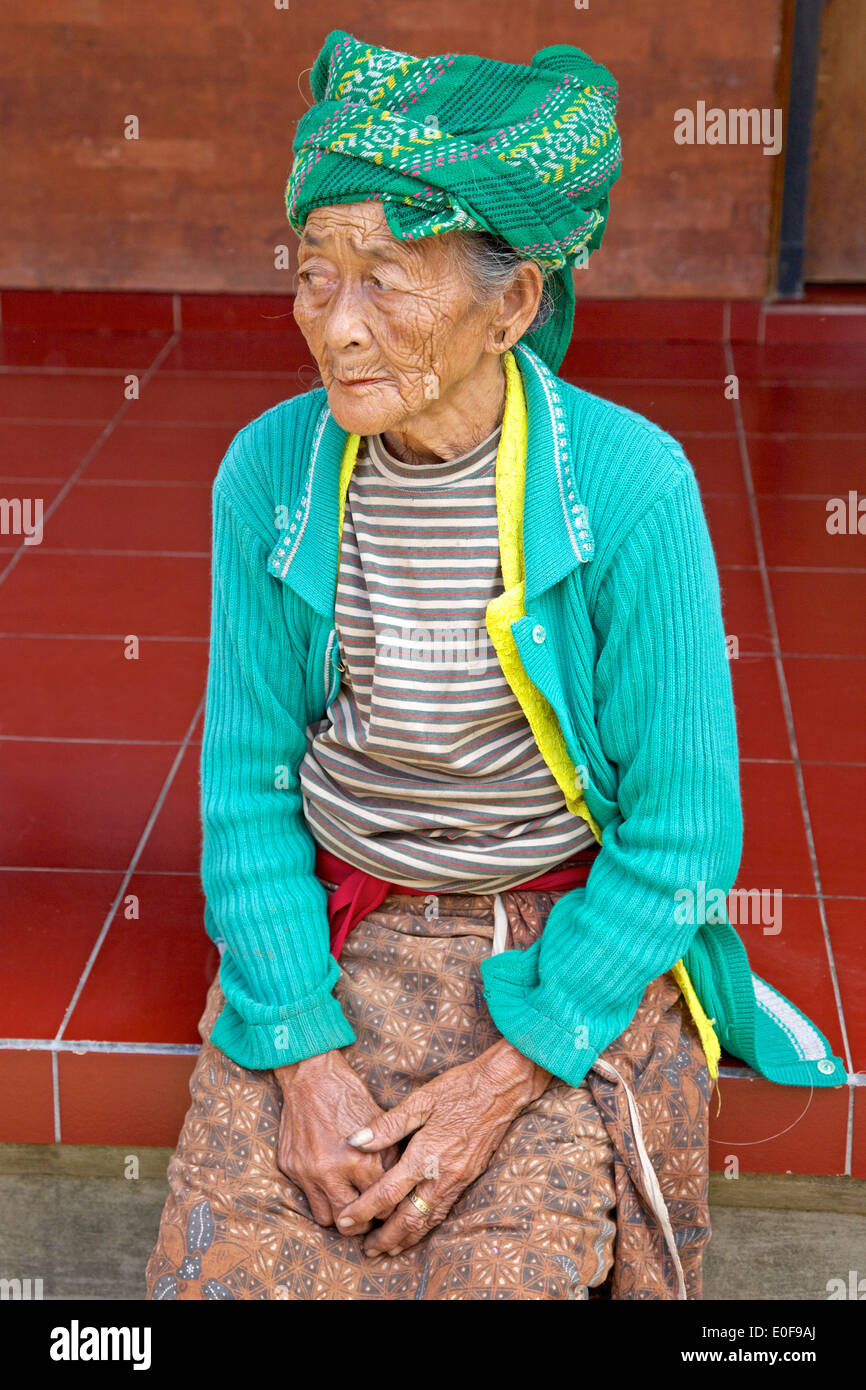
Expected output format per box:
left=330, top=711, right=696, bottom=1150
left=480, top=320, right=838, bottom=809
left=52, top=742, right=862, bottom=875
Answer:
left=3, top=2, right=783, bottom=298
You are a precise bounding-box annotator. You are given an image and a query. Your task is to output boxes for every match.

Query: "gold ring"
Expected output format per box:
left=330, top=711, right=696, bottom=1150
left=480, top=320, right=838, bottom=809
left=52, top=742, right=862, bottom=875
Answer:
left=408, top=1189, right=432, bottom=1216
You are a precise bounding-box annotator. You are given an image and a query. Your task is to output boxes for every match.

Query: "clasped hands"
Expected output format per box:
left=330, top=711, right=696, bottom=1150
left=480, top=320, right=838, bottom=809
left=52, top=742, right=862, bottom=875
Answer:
left=275, top=1041, right=550, bottom=1258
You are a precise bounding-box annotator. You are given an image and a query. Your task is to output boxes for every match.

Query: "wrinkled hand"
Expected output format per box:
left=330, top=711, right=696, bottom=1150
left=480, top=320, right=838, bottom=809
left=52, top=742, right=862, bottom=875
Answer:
left=276, top=1050, right=399, bottom=1233
left=336, top=1040, right=551, bottom=1257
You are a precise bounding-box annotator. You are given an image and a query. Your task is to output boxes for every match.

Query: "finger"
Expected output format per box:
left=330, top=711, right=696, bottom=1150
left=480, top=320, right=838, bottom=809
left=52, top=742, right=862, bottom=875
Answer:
left=304, top=1182, right=335, bottom=1229
left=323, top=1178, right=359, bottom=1215
left=345, top=1093, right=433, bottom=1153
left=335, top=1156, right=419, bottom=1232
left=322, top=1178, right=374, bottom=1235
left=364, top=1181, right=440, bottom=1256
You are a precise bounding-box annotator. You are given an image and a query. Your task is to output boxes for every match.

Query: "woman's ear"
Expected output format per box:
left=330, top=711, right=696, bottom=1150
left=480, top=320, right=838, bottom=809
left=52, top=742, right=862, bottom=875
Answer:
left=488, top=262, right=543, bottom=354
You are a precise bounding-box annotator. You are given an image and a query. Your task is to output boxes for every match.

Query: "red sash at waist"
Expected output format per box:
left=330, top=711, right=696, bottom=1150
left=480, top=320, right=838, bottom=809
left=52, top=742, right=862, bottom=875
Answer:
left=316, top=844, right=601, bottom=958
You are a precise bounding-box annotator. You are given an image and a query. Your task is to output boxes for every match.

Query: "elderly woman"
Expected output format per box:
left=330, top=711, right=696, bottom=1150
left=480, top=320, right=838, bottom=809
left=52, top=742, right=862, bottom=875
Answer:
left=146, top=30, right=843, bottom=1302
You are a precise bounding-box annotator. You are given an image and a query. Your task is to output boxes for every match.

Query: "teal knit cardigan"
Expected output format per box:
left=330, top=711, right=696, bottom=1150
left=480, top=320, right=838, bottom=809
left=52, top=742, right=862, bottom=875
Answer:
left=200, top=341, right=845, bottom=1091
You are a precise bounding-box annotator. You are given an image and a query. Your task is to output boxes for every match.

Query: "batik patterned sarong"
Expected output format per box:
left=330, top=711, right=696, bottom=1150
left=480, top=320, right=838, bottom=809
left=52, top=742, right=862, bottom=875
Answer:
left=146, top=883, right=712, bottom=1300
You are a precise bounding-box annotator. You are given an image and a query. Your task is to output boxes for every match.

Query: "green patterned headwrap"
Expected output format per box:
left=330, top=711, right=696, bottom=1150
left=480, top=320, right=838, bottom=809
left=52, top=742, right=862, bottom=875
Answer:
left=285, top=30, right=621, bottom=374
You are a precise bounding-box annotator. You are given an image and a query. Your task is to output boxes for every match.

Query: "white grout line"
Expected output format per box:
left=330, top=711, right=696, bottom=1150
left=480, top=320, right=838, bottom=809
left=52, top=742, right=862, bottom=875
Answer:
left=2, top=632, right=863, bottom=657
left=3, top=1039, right=200, bottom=1056
left=1, top=866, right=201, bottom=875
left=5, top=1034, right=861, bottom=1076
left=50, top=691, right=206, bottom=1139
left=4, top=864, right=865, bottom=898
left=0, top=632, right=207, bottom=641
left=766, top=303, right=866, bottom=316
left=0, top=735, right=202, bottom=745
left=725, top=337, right=856, bottom=1175
left=0, top=548, right=211, bottom=558
left=51, top=1050, right=60, bottom=1144
left=0, top=736, right=861, bottom=764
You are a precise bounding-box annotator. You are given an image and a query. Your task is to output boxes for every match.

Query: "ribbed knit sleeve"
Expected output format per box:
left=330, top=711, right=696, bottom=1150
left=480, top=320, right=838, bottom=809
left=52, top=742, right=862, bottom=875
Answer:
left=480, top=465, right=743, bottom=1086
left=200, top=454, right=356, bottom=1071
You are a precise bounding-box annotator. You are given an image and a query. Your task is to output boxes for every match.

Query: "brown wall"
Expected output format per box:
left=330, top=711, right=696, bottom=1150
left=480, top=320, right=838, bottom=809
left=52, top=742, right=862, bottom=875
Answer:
left=3, top=0, right=784, bottom=297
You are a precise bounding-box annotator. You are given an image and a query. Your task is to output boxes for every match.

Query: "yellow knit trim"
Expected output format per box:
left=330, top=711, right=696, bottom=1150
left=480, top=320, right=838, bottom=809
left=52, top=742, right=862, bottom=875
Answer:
left=485, top=351, right=600, bottom=839
left=332, top=354, right=721, bottom=1080
left=337, top=430, right=362, bottom=571
left=670, top=960, right=721, bottom=1082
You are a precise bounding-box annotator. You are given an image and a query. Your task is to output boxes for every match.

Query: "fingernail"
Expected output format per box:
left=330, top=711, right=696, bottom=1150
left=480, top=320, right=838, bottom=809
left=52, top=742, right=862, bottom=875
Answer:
left=388, top=1248, right=402, bottom=1258
left=346, top=1127, right=373, bottom=1147
left=336, top=1217, right=354, bottom=1229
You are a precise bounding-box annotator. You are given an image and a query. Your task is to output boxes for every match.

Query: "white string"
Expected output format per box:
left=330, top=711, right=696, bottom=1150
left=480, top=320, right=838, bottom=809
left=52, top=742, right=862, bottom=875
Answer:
left=296, top=65, right=314, bottom=110
left=491, top=894, right=509, bottom=956
left=593, top=1056, right=688, bottom=1300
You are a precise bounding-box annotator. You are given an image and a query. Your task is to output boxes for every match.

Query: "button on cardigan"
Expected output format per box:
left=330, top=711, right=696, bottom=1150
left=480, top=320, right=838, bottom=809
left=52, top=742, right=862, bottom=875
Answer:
left=200, top=341, right=846, bottom=1091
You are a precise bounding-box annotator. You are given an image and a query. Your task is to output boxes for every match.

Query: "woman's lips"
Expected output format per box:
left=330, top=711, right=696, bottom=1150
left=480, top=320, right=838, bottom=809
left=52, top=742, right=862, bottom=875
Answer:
left=337, top=377, right=388, bottom=390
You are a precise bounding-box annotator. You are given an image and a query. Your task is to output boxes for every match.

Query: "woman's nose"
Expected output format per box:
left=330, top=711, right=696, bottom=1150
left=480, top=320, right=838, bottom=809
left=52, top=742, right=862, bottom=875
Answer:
left=321, top=279, right=373, bottom=353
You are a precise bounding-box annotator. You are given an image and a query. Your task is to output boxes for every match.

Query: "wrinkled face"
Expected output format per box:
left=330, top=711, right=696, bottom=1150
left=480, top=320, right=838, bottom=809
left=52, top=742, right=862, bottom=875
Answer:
left=292, top=202, right=499, bottom=435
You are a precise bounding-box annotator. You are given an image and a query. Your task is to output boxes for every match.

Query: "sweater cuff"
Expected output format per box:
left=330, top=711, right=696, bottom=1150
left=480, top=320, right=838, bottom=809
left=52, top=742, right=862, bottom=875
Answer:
left=480, top=948, right=608, bottom=1089
left=209, top=980, right=356, bottom=1072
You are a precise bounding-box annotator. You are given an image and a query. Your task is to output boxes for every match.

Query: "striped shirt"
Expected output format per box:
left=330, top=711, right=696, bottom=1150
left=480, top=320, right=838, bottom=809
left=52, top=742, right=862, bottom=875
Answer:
left=299, top=423, right=596, bottom=890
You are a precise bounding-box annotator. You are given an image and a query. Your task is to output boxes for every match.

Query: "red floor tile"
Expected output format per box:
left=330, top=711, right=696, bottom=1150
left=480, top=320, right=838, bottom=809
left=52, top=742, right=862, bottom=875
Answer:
left=65, top=875, right=214, bottom=1045
left=83, top=421, right=234, bottom=483
left=0, top=636, right=206, bottom=740
left=562, top=339, right=727, bottom=382
left=58, top=1051, right=197, bottom=1146
left=682, top=435, right=745, bottom=494
left=852, top=1091, right=866, bottom=1181
left=569, top=299, right=726, bottom=340
left=178, top=293, right=295, bottom=332
left=747, top=435, right=866, bottom=496
left=708, top=1074, right=847, bottom=1176
left=0, top=373, right=125, bottom=421
left=134, top=374, right=296, bottom=424
left=823, top=899, right=866, bottom=1075
left=730, top=656, right=790, bottom=761
left=769, top=569, right=866, bottom=657
left=161, top=331, right=312, bottom=374
left=732, top=895, right=846, bottom=1060
left=703, top=495, right=759, bottom=566
left=0, top=421, right=106, bottom=479
left=45, top=481, right=211, bottom=552
left=0, top=871, right=122, bottom=1037
left=763, top=307, right=866, bottom=345
left=137, top=748, right=202, bottom=873
left=0, top=552, right=210, bottom=636
left=0, top=482, right=64, bottom=549
left=728, top=300, right=763, bottom=342
left=733, top=342, right=866, bottom=382
left=737, top=760, right=816, bottom=894
left=757, top=495, right=866, bottom=568
left=801, top=764, right=866, bottom=898
left=740, top=384, right=866, bottom=435
left=587, top=382, right=735, bottom=434
left=1, top=290, right=175, bottom=333
left=717, top=567, right=774, bottom=655
left=0, top=330, right=170, bottom=370
left=784, top=658, right=866, bottom=764
left=1, top=300, right=861, bottom=1173
left=0, top=1050, right=54, bottom=1143
left=0, top=740, right=180, bottom=869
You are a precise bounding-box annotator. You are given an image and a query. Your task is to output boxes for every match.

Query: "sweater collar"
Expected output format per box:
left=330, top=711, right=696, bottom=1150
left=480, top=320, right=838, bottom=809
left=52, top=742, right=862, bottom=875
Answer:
left=266, top=340, right=594, bottom=618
